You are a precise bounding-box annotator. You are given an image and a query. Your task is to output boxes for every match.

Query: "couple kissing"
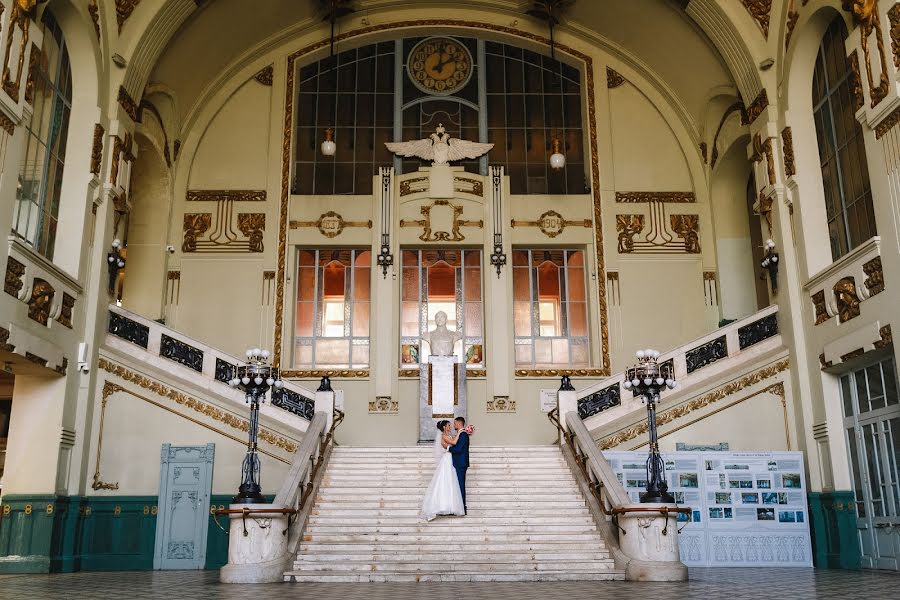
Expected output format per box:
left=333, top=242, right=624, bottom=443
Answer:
left=421, top=417, right=474, bottom=521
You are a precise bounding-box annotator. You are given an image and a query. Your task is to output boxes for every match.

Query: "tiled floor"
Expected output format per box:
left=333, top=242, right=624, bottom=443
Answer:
left=0, top=568, right=897, bottom=600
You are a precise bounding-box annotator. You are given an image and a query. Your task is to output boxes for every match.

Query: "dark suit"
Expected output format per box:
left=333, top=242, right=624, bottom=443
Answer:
left=449, top=431, right=470, bottom=513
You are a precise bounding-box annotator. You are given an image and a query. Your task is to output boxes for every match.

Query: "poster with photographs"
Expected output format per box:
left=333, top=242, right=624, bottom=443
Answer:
left=603, top=450, right=812, bottom=568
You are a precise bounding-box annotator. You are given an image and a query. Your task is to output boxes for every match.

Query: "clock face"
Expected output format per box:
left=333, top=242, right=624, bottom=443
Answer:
left=407, top=37, right=473, bottom=96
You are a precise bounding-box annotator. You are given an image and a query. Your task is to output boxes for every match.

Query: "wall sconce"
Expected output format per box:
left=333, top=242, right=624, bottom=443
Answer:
left=107, top=239, right=125, bottom=294
left=760, top=239, right=779, bottom=293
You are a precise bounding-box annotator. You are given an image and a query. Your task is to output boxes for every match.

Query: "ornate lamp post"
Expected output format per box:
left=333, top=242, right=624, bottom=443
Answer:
left=760, top=238, right=779, bottom=293
left=623, top=349, right=677, bottom=504
left=227, top=348, right=284, bottom=504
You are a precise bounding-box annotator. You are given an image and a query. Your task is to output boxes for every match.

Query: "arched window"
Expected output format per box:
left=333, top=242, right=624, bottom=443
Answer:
left=812, top=17, right=876, bottom=261
left=13, top=9, right=72, bottom=259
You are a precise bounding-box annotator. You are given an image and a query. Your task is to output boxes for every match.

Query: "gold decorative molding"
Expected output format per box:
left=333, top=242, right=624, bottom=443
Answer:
left=25, top=351, right=47, bottom=367
left=834, top=277, right=861, bottom=323
left=237, top=213, right=266, bottom=252
left=874, top=324, right=893, bottom=349
left=0, top=111, right=14, bottom=136
left=740, top=0, right=772, bottom=38
left=23, top=42, right=38, bottom=105
left=849, top=50, right=865, bottom=112
left=253, top=65, right=274, bottom=86
left=398, top=369, right=419, bottom=378
left=93, top=382, right=120, bottom=491
left=751, top=133, right=776, bottom=186
left=399, top=176, right=429, bottom=197
left=4, top=256, right=25, bottom=298
left=1, top=1, right=30, bottom=102
left=400, top=199, right=482, bottom=242
left=616, top=214, right=644, bottom=253
left=841, top=348, right=865, bottom=362
left=515, top=368, right=608, bottom=377
left=454, top=176, right=484, bottom=197
left=181, top=213, right=211, bottom=252
left=0, top=326, right=14, bottom=352
left=699, top=142, right=708, bottom=164
left=742, top=88, right=769, bottom=126
left=57, top=292, right=75, bottom=329
left=282, top=369, right=369, bottom=378
left=863, top=256, right=884, bottom=295
left=812, top=290, right=828, bottom=325
left=98, top=359, right=297, bottom=455
left=90, top=124, right=105, bottom=176
left=468, top=369, right=486, bottom=378
left=890, top=3, right=900, bottom=70
left=785, top=2, right=799, bottom=50
left=27, top=279, right=54, bottom=326
left=670, top=214, right=701, bottom=254
left=186, top=190, right=267, bottom=203
left=600, top=358, right=791, bottom=450
left=88, top=0, right=100, bottom=40
left=615, top=192, right=695, bottom=203
left=606, top=67, right=625, bottom=88
left=487, top=396, right=515, bottom=413
left=875, top=104, right=900, bottom=139
left=275, top=19, right=610, bottom=375
left=290, top=211, right=372, bottom=238
left=182, top=191, right=267, bottom=253
left=848, top=0, right=889, bottom=107
left=369, top=397, right=398, bottom=414
left=510, top=210, right=591, bottom=238
left=117, top=85, right=140, bottom=122
left=781, top=126, right=796, bottom=178
left=115, top=0, right=141, bottom=33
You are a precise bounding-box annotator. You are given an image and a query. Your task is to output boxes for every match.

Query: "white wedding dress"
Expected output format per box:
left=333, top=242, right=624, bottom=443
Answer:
left=421, top=435, right=466, bottom=521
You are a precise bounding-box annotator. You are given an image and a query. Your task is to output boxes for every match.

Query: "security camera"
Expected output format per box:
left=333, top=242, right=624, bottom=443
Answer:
left=166, top=245, right=175, bottom=254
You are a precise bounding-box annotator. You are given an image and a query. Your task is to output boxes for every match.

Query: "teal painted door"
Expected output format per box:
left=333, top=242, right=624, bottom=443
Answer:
left=153, top=444, right=214, bottom=570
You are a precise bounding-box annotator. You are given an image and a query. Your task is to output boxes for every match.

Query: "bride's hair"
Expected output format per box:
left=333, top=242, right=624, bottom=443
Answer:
left=435, top=420, right=449, bottom=432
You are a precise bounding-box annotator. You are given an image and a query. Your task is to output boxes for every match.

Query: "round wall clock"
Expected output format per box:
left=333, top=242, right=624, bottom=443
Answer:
left=407, top=37, right=473, bottom=96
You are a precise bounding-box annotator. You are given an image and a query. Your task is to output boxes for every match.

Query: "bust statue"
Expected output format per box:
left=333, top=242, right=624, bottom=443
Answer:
left=422, top=311, right=463, bottom=357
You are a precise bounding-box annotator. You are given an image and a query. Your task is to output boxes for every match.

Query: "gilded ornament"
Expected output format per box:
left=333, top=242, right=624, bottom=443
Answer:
left=740, top=0, right=772, bottom=38
left=841, top=348, right=865, bottom=362
left=515, top=369, right=608, bottom=377
left=487, top=396, right=516, bottom=413
left=781, top=126, right=796, bottom=178
left=88, top=0, right=101, bottom=40
left=849, top=50, right=865, bottom=112
left=399, top=199, right=482, bottom=242
left=670, top=214, right=701, bottom=254
left=290, top=211, right=373, bottom=238
left=186, top=190, right=266, bottom=202
left=253, top=65, right=274, bottom=86
left=0, top=327, right=14, bottom=352
left=57, top=292, right=75, bottom=329
left=0, top=112, right=14, bottom=136
left=237, top=213, right=266, bottom=252
left=600, top=359, right=791, bottom=449
left=846, top=0, right=889, bottom=107
left=699, top=142, right=708, bottom=164
left=812, top=290, right=828, bottom=325
left=863, top=256, right=884, bottom=296
left=117, top=85, right=140, bottom=122
left=890, top=4, right=900, bottom=70
left=369, top=397, right=399, bottom=413
left=27, top=279, right=55, bottom=326
left=25, top=352, right=47, bottom=366
left=875, top=104, right=900, bottom=139
left=742, top=89, right=769, bottom=126
left=182, top=213, right=212, bottom=253
left=406, top=37, right=474, bottom=96
left=874, top=324, right=893, bottom=349
left=1, top=1, right=31, bottom=102
left=454, top=177, right=484, bottom=197
left=90, top=124, right=105, bottom=176
left=606, top=67, right=625, bottom=88
left=751, top=134, right=776, bottom=186
left=510, top=210, right=591, bottom=238
left=4, top=256, right=25, bottom=298
left=24, top=43, right=40, bottom=104
left=109, top=135, right=122, bottom=186
left=115, top=0, right=141, bottom=33
left=833, top=277, right=861, bottom=323
left=615, top=192, right=695, bottom=203
left=399, top=176, right=429, bottom=197
left=616, top=214, right=644, bottom=253
left=281, top=369, right=369, bottom=378
left=785, top=4, right=799, bottom=50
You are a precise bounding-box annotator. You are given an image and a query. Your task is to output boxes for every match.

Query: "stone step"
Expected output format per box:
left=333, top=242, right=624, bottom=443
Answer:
left=317, top=484, right=580, bottom=492
left=289, top=560, right=616, bottom=573
left=306, top=515, right=595, bottom=526
left=302, top=533, right=604, bottom=544
left=284, top=571, right=625, bottom=583
left=315, top=494, right=585, bottom=503
left=304, top=524, right=599, bottom=535
left=294, top=551, right=610, bottom=562
left=322, top=474, right=575, bottom=482
left=310, top=508, right=590, bottom=517
left=297, top=542, right=607, bottom=553
left=331, top=447, right=562, bottom=453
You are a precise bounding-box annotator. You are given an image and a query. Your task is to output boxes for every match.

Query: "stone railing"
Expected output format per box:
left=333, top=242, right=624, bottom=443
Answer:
left=548, top=408, right=688, bottom=581
left=220, top=405, right=343, bottom=583
left=565, top=305, right=780, bottom=429
left=104, top=304, right=326, bottom=429
left=804, top=236, right=883, bottom=328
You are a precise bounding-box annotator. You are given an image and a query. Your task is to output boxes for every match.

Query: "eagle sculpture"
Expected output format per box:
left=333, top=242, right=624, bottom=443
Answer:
left=385, top=124, right=494, bottom=166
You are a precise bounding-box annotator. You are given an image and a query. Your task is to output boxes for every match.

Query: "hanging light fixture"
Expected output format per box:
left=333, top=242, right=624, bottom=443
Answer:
left=318, top=1, right=355, bottom=156
left=549, top=136, right=566, bottom=169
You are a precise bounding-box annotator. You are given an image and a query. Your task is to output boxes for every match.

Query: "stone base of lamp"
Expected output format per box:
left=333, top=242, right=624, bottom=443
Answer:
left=219, top=504, right=290, bottom=583
left=618, top=503, right=688, bottom=581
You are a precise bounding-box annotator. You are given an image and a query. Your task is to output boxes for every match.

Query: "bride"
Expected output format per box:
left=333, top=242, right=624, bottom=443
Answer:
left=421, top=420, right=466, bottom=521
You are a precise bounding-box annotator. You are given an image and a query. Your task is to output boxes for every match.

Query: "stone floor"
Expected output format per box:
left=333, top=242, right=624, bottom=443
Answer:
left=0, top=568, right=897, bottom=600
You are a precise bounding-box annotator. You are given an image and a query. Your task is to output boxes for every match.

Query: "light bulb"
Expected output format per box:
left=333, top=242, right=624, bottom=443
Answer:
left=254, top=376, right=263, bottom=385
left=261, top=350, right=270, bottom=359
left=112, top=239, right=121, bottom=248
left=117, top=260, right=125, bottom=267
left=643, top=377, right=652, bottom=386
left=549, top=136, right=565, bottom=169
left=667, top=380, right=677, bottom=389
left=631, top=378, right=640, bottom=387
left=321, top=128, right=336, bottom=156
left=766, top=239, right=776, bottom=248
left=108, top=256, right=115, bottom=263
left=246, top=349, right=254, bottom=358
left=274, top=380, right=284, bottom=388
left=241, top=376, right=250, bottom=385
left=636, top=350, right=645, bottom=359
left=623, top=380, right=632, bottom=390
left=771, top=255, right=778, bottom=263
left=266, top=377, right=275, bottom=386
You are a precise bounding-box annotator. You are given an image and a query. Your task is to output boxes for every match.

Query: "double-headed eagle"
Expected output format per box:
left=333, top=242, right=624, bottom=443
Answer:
left=385, top=124, right=494, bottom=166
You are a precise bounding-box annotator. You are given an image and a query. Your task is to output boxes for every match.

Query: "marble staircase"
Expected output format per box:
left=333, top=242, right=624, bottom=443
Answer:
left=285, top=446, right=624, bottom=582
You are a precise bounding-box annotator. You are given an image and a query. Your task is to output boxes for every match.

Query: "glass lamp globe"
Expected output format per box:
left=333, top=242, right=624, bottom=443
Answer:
left=549, top=136, right=566, bottom=170
left=321, top=128, right=336, bottom=156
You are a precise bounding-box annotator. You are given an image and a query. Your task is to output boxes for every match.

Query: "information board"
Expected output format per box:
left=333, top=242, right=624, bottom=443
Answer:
left=603, top=451, right=813, bottom=567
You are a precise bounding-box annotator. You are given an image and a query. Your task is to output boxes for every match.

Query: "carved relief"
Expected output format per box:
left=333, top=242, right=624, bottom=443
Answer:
left=2, top=0, right=33, bottom=102
left=182, top=214, right=212, bottom=253
left=399, top=199, right=482, bottom=242
left=117, top=85, right=140, bottom=122
left=751, top=133, right=776, bottom=186
left=453, top=177, right=484, bottom=197
left=848, top=0, right=889, bottom=107
left=0, top=326, right=13, bottom=352
left=740, top=0, right=772, bottom=37
left=834, top=277, right=861, bottom=323
left=863, top=256, right=884, bottom=295
left=399, top=176, right=429, bottom=197
left=781, top=126, right=796, bottom=178
left=606, top=67, right=625, bottom=88
left=874, top=324, right=893, bottom=349
left=236, top=214, right=265, bottom=252
left=742, top=89, right=769, bottom=125
left=848, top=50, right=865, bottom=112
left=27, top=278, right=55, bottom=326
left=369, top=397, right=398, bottom=414
left=486, top=396, right=516, bottom=413
left=615, top=192, right=695, bottom=203
left=875, top=105, right=900, bottom=139
left=90, top=124, right=105, bottom=176
left=115, top=0, right=141, bottom=32
left=57, top=292, right=75, bottom=329
left=785, top=3, right=799, bottom=50
left=671, top=215, right=700, bottom=253
left=4, top=256, right=25, bottom=298
left=510, top=210, right=591, bottom=238
left=24, top=42, right=39, bottom=104
left=88, top=0, right=101, bottom=40
left=616, top=214, right=645, bottom=253
left=253, top=65, right=273, bottom=86
left=290, top=211, right=373, bottom=238
left=0, top=112, right=14, bottom=136
left=812, top=291, right=829, bottom=325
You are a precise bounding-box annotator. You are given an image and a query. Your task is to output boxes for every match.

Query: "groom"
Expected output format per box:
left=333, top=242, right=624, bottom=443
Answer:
left=448, top=416, right=470, bottom=515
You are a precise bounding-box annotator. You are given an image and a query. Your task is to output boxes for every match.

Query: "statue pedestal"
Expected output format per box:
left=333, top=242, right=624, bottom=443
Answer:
left=419, top=356, right=466, bottom=442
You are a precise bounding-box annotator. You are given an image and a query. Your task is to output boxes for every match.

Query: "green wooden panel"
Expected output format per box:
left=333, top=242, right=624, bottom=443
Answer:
left=808, top=491, right=861, bottom=570
left=0, top=494, right=59, bottom=573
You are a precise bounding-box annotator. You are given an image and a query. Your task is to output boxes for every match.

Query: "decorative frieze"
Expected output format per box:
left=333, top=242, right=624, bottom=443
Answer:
left=160, top=334, right=204, bottom=373
left=742, top=89, right=769, bottom=125
left=863, top=256, right=884, bottom=295
left=290, top=211, right=373, bottom=238
left=282, top=369, right=369, bottom=378
left=27, top=279, right=54, bottom=326
left=578, top=383, right=620, bottom=419
left=90, top=124, right=105, bottom=175
left=88, top=0, right=101, bottom=39
left=615, top=192, right=695, bottom=203
left=117, top=85, right=140, bottom=122
left=812, top=290, right=828, bottom=325
left=834, top=277, right=861, bottom=323
left=738, top=313, right=779, bottom=350
left=606, top=67, right=625, bottom=88
left=399, top=199, right=482, bottom=242
left=685, top=336, right=727, bottom=374
left=616, top=214, right=644, bottom=253
left=454, top=177, right=484, bottom=197
left=399, top=176, right=428, bottom=197
left=510, top=210, right=591, bottom=238
left=107, top=311, right=149, bottom=348
left=115, top=0, right=141, bottom=32
left=781, top=126, right=796, bottom=177
left=57, top=293, right=75, bottom=329
left=486, top=396, right=516, bottom=413
left=253, top=65, right=273, bottom=86
left=4, top=257, right=25, bottom=298
left=369, top=396, right=398, bottom=414
left=670, top=214, right=701, bottom=254
left=740, top=0, right=772, bottom=38
left=514, top=369, right=608, bottom=377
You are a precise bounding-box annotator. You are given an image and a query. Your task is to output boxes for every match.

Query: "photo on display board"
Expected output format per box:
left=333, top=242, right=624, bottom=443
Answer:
left=757, top=479, right=771, bottom=489
left=778, top=492, right=789, bottom=504
left=627, top=479, right=648, bottom=488
left=779, top=511, right=796, bottom=523
left=768, top=461, right=778, bottom=471
left=715, top=492, right=732, bottom=505
left=762, top=492, right=778, bottom=504
left=742, top=493, right=760, bottom=504
left=724, top=508, right=733, bottom=519
left=757, top=508, right=776, bottom=521
left=693, top=510, right=702, bottom=522
left=674, top=492, right=685, bottom=503
left=796, top=511, right=804, bottom=523
left=709, top=508, right=723, bottom=519
left=679, top=473, right=699, bottom=488
left=782, top=473, right=802, bottom=488
left=724, top=464, right=750, bottom=470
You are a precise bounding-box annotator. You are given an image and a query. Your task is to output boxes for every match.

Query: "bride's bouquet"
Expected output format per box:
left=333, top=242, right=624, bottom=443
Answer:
left=463, top=424, right=475, bottom=435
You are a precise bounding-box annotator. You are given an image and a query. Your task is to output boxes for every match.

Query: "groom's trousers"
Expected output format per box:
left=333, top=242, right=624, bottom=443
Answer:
left=455, top=467, right=467, bottom=513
